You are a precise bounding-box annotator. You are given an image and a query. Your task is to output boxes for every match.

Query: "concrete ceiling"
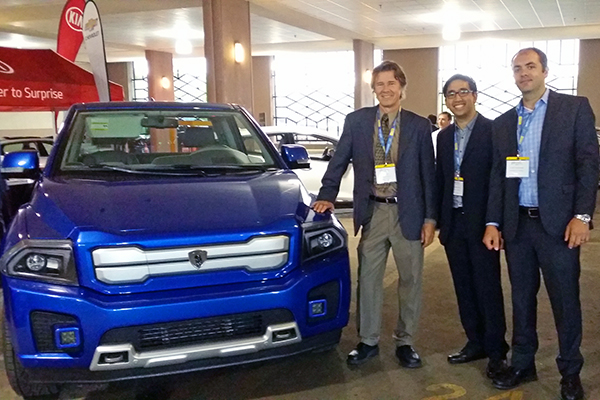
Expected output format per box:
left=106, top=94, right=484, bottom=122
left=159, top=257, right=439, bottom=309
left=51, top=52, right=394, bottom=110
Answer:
left=0, top=0, right=599, bottom=61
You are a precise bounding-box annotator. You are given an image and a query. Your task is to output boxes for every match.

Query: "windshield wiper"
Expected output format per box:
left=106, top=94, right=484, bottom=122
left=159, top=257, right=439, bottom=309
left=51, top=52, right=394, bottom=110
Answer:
left=143, top=165, right=277, bottom=175
left=86, top=164, right=207, bottom=176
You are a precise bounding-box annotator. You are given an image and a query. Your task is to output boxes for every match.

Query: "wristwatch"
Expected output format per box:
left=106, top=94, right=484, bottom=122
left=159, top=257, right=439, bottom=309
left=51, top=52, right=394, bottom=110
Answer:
left=574, top=214, right=592, bottom=224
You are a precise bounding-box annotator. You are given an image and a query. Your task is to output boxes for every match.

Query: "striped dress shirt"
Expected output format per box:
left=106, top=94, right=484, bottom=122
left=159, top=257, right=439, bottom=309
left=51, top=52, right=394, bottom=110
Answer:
left=517, top=88, right=549, bottom=207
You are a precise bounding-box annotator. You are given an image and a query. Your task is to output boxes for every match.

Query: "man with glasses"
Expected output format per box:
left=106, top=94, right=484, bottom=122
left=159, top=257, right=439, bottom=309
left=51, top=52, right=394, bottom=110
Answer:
left=313, top=60, right=436, bottom=368
left=436, top=74, right=509, bottom=380
left=484, top=47, right=598, bottom=400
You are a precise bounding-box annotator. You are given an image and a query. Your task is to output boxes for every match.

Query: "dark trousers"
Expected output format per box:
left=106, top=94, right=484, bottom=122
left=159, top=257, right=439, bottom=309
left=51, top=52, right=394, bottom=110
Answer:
left=444, top=209, right=508, bottom=360
left=505, top=213, right=583, bottom=377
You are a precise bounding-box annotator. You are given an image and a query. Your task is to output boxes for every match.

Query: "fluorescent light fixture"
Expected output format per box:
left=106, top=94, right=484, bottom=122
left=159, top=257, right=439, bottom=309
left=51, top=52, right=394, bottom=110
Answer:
left=234, top=42, right=245, bottom=63
left=175, top=39, right=192, bottom=55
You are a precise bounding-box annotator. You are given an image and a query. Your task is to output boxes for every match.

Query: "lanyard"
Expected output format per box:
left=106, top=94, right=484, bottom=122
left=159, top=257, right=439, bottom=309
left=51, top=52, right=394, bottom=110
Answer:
left=516, top=104, right=540, bottom=155
left=377, top=109, right=398, bottom=162
left=453, top=128, right=465, bottom=175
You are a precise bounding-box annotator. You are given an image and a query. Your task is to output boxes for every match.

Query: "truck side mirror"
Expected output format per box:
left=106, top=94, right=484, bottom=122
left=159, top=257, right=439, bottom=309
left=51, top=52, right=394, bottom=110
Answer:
left=280, top=145, right=310, bottom=169
left=2, top=151, right=41, bottom=179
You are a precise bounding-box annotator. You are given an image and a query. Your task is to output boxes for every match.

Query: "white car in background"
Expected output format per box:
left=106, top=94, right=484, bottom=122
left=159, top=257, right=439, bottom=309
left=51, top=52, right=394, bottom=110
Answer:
left=262, top=126, right=354, bottom=205
left=1, top=137, right=54, bottom=169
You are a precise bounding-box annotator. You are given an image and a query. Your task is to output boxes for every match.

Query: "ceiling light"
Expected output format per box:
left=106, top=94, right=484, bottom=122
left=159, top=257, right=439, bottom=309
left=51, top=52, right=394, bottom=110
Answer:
left=0, top=33, right=29, bottom=49
left=442, top=25, right=461, bottom=41
left=482, top=17, right=497, bottom=31
left=175, top=39, right=192, bottom=55
left=155, top=28, right=203, bottom=40
left=362, top=69, right=372, bottom=84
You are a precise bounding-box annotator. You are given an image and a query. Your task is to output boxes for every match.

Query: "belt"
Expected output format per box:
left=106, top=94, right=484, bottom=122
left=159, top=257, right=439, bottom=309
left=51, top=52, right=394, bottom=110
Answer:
left=369, top=195, right=398, bottom=204
left=519, top=206, right=539, bottom=218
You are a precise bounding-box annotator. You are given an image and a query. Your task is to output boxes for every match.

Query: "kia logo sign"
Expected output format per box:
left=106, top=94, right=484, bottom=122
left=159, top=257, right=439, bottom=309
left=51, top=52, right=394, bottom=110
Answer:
left=0, top=60, right=14, bottom=74
left=65, top=6, right=83, bottom=32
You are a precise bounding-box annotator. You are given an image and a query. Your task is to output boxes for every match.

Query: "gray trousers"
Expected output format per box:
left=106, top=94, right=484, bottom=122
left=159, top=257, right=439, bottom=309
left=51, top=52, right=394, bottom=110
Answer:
left=356, top=202, right=424, bottom=347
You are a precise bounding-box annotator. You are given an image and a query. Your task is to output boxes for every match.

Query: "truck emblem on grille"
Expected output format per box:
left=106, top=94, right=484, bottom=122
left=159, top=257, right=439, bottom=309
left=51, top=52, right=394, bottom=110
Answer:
left=188, top=250, right=208, bottom=269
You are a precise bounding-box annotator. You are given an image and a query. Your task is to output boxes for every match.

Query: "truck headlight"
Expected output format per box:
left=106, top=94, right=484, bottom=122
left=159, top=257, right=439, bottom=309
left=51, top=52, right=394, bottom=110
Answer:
left=302, top=217, right=347, bottom=261
left=1, top=240, right=78, bottom=285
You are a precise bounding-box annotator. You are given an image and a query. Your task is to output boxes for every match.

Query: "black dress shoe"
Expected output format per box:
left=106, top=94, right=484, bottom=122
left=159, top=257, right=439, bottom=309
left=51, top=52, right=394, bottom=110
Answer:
left=447, top=345, right=487, bottom=364
left=561, top=375, right=584, bottom=400
left=492, top=366, right=538, bottom=390
left=395, top=345, right=422, bottom=368
left=486, top=359, right=508, bottom=379
left=347, top=342, right=379, bottom=365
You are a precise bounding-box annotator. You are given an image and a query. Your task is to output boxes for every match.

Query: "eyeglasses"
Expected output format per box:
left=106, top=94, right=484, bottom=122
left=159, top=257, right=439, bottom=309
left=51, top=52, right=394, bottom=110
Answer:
left=445, top=89, right=473, bottom=99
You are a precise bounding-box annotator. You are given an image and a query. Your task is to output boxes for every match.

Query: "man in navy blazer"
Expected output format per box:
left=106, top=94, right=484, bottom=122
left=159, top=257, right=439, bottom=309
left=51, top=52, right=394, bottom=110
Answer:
left=435, top=74, right=508, bottom=380
left=313, top=61, right=436, bottom=368
left=484, top=48, right=598, bottom=400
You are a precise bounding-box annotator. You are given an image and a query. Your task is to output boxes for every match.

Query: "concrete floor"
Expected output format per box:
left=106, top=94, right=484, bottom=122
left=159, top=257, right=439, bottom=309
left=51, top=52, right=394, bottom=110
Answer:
left=1, top=207, right=600, bottom=400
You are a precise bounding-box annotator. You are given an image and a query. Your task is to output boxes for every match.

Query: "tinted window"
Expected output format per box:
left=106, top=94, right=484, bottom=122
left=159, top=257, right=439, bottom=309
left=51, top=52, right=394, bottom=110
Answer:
left=57, top=109, right=276, bottom=175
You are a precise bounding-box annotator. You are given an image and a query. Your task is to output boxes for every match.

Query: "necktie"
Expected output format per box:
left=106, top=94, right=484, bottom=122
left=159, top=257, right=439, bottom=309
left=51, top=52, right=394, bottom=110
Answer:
left=375, top=114, right=390, bottom=165
left=381, top=113, right=390, bottom=140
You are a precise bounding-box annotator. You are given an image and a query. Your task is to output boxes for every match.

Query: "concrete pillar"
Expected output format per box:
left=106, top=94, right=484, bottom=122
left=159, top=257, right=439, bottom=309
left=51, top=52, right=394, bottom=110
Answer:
left=203, top=0, right=254, bottom=113
left=145, top=50, right=175, bottom=102
left=578, top=39, right=600, bottom=122
left=252, top=56, right=274, bottom=126
left=145, top=50, right=175, bottom=152
left=107, top=62, right=132, bottom=100
left=383, top=48, right=438, bottom=117
left=353, top=39, right=374, bottom=110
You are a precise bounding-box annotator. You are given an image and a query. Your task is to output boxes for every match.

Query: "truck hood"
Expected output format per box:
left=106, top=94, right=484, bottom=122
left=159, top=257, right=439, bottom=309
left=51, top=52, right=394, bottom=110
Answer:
left=27, top=171, right=307, bottom=238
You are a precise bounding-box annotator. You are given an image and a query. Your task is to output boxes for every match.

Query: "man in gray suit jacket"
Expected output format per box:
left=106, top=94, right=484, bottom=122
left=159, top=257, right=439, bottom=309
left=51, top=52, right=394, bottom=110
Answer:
left=483, top=48, right=598, bottom=400
left=313, top=60, right=436, bottom=368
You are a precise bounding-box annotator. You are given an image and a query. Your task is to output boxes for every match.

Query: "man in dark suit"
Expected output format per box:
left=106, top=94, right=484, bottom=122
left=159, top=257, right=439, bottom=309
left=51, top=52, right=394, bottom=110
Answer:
left=483, top=48, right=598, bottom=400
left=313, top=60, right=436, bottom=368
left=435, top=74, right=508, bottom=380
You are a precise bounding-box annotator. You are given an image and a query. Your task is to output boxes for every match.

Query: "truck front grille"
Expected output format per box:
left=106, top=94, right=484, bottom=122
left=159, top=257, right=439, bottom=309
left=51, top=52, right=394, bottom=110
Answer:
left=139, top=314, right=262, bottom=349
left=100, top=309, right=294, bottom=351
left=92, top=235, right=290, bottom=284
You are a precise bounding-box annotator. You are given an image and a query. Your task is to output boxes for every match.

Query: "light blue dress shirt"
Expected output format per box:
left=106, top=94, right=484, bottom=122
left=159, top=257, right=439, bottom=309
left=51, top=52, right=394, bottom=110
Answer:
left=517, top=88, right=549, bottom=207
left=453, top=114, right=478, bottom=208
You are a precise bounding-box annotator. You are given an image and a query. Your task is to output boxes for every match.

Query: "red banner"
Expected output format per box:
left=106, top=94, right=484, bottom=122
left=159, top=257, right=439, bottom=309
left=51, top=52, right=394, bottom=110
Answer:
left=56, top=0, right=85, bottom=62
left=0, top=46, right=124, bottom=111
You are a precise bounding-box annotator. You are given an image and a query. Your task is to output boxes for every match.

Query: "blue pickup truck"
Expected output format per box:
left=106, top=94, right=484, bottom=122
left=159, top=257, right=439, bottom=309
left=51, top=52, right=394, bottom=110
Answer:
left=0, top=102, right=350, bottom=399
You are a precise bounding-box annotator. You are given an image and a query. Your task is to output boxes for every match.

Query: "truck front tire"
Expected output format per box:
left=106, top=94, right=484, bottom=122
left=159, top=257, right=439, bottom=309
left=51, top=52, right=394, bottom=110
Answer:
left=2, top=314, right=61, bottom=400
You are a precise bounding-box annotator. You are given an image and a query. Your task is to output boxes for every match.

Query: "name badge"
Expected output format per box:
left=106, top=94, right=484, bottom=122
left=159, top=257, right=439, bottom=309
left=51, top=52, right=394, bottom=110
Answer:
left=453, top=177, right=464, bottom=196
left=506, top=156, right=530, bottom=178
left=375, top=164, right=396, bottom=184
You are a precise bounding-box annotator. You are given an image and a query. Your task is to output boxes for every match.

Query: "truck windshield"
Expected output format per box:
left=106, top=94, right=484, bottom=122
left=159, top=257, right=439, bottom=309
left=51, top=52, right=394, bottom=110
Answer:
left=57, top=109, right=277, bottom=174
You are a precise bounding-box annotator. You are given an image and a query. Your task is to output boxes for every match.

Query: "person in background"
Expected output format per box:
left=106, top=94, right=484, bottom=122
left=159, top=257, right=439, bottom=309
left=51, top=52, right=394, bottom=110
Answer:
left=313, top=60, right=436, bottom=369
left=435, top=73, right=508, bottom=381
left=483, top=47, right=598, bottom=400
left=432, top=111, right=452, bottom=157
left=428, top=114, right=438, bottom=131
